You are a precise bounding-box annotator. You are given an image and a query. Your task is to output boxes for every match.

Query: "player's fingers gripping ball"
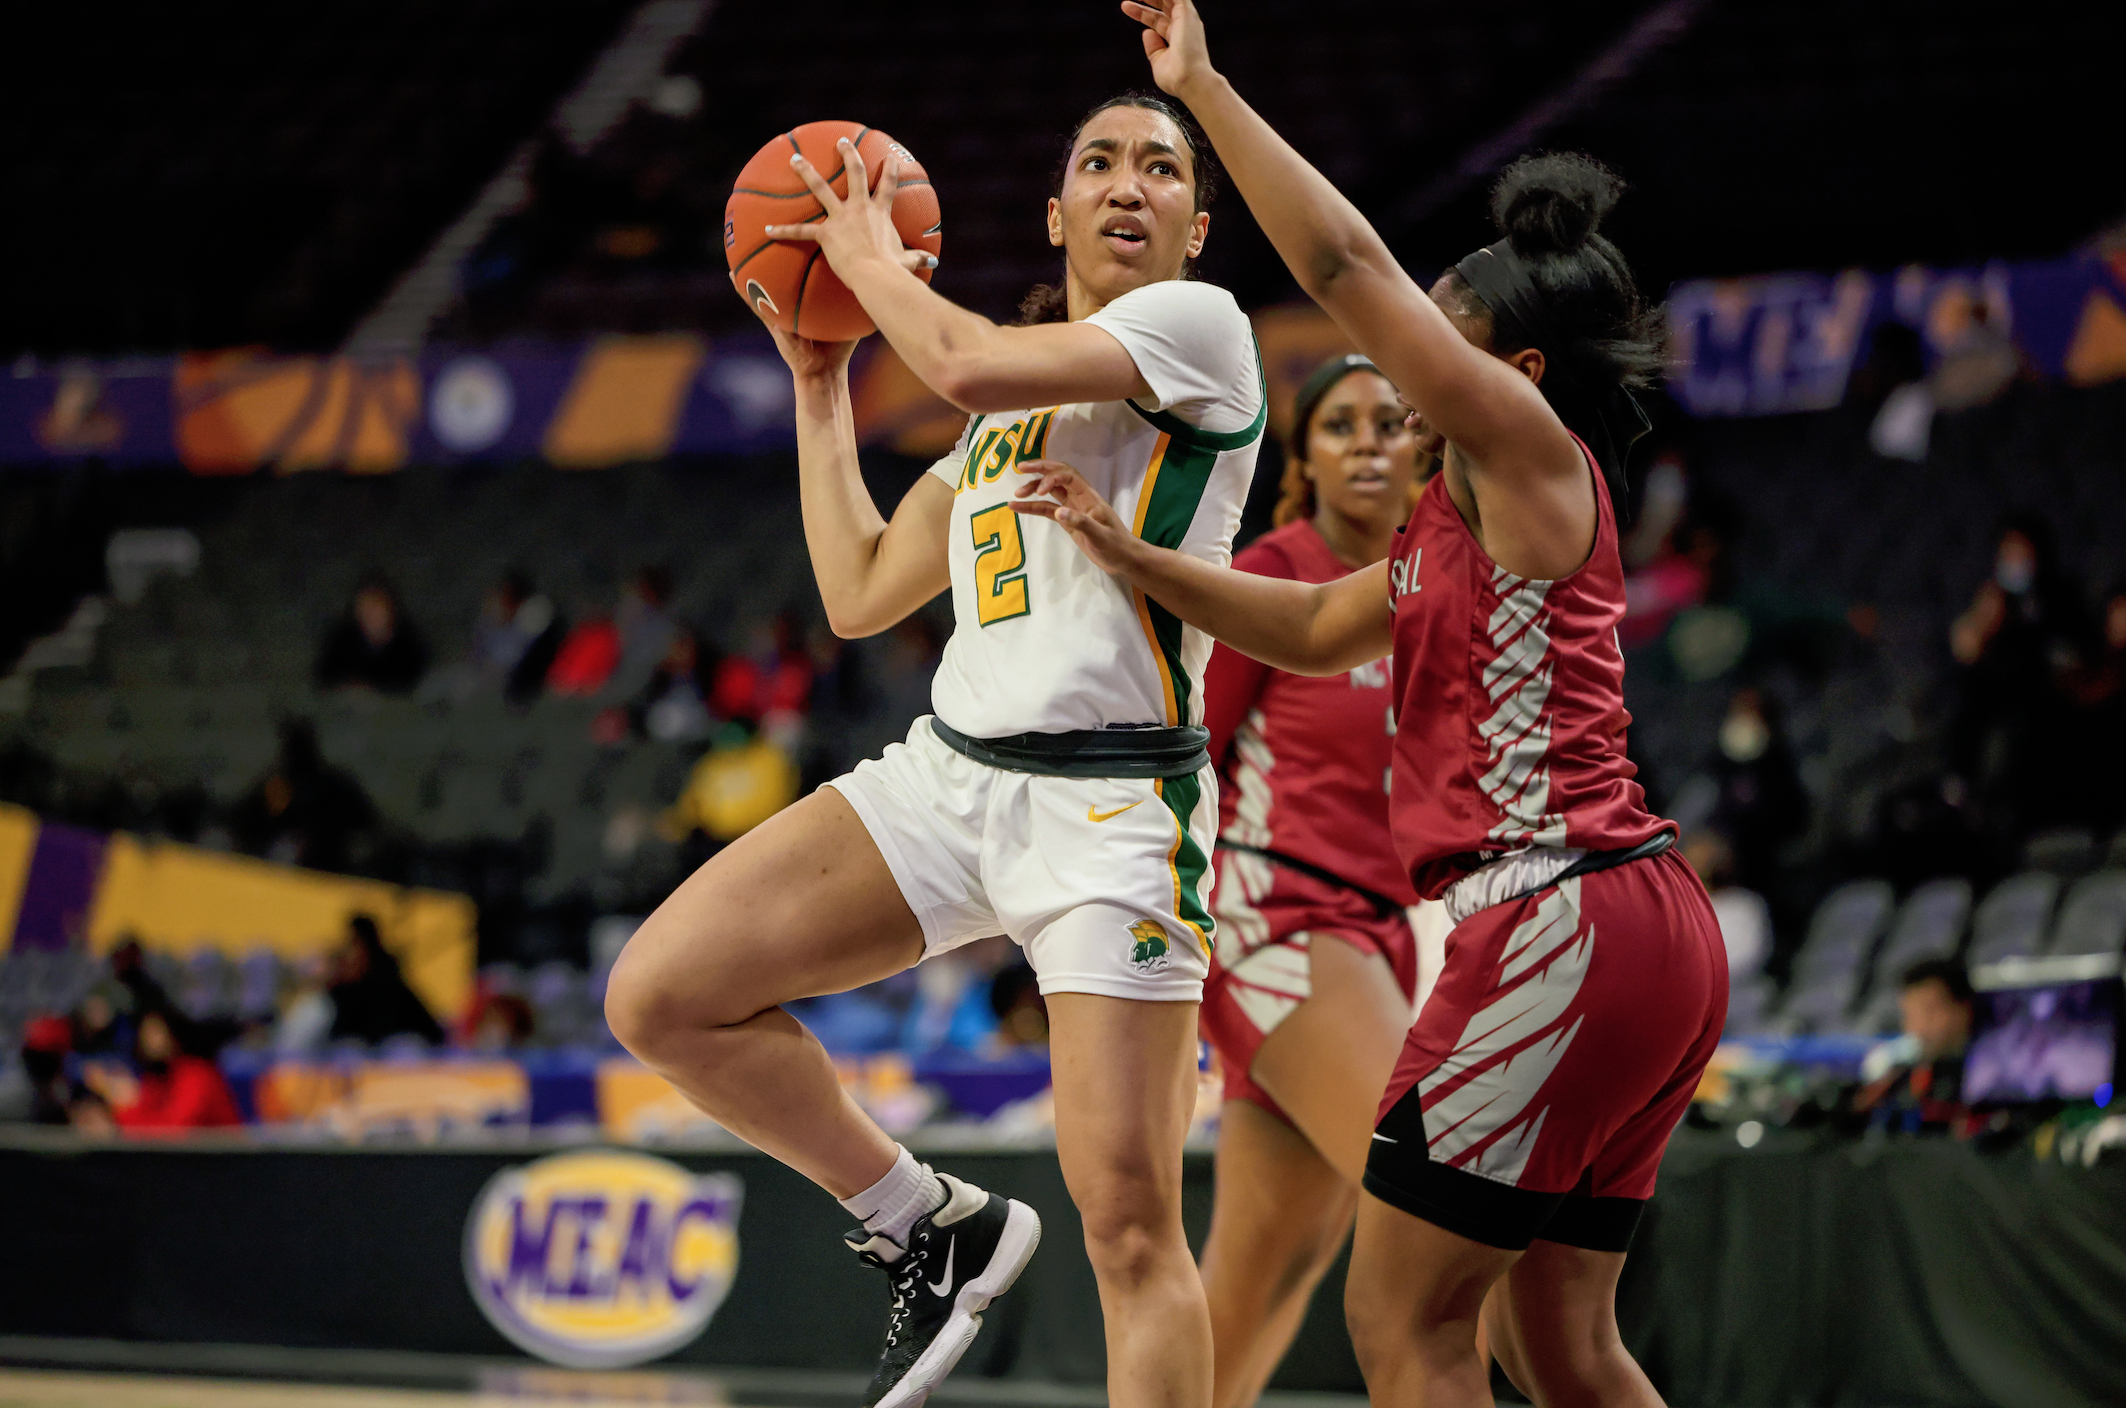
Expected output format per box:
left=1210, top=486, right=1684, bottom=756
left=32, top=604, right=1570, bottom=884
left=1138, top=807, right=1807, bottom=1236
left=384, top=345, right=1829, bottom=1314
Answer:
left=724, top=121, right=942, bottom=341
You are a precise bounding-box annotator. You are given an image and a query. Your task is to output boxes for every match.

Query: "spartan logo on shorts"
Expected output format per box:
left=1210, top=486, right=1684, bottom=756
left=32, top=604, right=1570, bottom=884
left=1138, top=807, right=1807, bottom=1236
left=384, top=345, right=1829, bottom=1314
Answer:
left=1127, top=919, right=1171, bottom=974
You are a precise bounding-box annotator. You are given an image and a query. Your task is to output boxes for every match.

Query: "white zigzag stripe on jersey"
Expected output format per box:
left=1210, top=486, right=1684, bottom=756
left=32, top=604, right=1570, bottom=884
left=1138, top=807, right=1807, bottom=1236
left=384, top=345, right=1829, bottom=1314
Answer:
left=1227, top=930, right=1313, bottom=1034
left=1229, top=708, right=1276, bottom=848
left=1214, top=845, right=1276, bottom=960
left=1212, top=707, right=1280, bottom=960
left=1418, top=880, right=1591, bottom=1183
left=1476, top=570, right=1567, bottom=847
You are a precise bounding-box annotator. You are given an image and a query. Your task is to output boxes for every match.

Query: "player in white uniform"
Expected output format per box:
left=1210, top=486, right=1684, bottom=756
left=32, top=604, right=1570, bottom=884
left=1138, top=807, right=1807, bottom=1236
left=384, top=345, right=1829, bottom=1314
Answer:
left=605, top=95, right=1262, bottom=1408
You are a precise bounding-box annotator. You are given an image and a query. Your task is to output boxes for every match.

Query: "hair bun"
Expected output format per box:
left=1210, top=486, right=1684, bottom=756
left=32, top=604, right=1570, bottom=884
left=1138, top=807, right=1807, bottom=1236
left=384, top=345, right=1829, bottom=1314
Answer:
left=1490, top=153, right=1623, bottom=257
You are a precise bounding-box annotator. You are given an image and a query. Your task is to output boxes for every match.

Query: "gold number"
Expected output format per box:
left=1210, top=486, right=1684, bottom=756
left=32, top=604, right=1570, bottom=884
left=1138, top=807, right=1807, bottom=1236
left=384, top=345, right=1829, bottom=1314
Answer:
left=970, top=503, right=1030, bottom=625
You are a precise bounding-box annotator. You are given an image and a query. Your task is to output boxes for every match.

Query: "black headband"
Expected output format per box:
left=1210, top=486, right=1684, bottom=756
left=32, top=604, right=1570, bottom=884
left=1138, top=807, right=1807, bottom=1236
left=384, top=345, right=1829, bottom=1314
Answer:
left=1454, top=242, right=1561, bottom=365
left=1452, top=239, right=1651, bottom=517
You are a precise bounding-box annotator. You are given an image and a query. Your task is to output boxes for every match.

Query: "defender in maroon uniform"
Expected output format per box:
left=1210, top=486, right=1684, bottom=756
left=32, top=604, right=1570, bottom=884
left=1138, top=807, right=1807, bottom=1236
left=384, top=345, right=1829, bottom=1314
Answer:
left=1010, top=6, right=1728, bottom=1404
left=1196, top=354, right=1428, bottom=1408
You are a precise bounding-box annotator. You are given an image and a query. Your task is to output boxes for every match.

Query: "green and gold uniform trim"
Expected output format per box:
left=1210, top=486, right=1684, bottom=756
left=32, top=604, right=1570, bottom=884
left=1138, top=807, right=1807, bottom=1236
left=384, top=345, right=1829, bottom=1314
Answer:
left=1155, top=770, right=1215, bottom=955
left=1122, top=337, right=1269, bottom=451
left=1125, top=350, right=1268, bottom=725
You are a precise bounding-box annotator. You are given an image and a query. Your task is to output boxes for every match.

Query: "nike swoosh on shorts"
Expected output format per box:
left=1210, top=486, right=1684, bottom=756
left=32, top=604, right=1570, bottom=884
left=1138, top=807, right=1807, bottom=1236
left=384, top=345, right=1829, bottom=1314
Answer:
left=1088, top=802, right=1142, bottom=823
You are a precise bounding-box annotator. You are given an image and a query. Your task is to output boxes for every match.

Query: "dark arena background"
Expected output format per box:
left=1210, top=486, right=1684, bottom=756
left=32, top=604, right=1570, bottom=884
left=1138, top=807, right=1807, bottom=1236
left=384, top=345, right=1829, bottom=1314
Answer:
left=3, top=3, right=2125, bottom=1406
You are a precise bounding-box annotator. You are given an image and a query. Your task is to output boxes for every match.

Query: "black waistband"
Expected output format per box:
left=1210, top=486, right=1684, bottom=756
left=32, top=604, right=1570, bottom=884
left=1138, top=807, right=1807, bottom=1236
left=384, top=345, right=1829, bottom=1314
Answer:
left=1551, top=830, right=1676, bottom=885
left=929, top=716, right=1211, bottom=779
left=1214, top=841, right=1407, bottom=920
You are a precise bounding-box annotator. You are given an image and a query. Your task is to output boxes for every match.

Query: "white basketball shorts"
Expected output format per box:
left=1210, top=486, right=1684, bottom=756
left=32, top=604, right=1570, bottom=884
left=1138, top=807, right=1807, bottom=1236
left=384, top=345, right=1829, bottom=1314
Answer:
left=824, top=717, right=1217, bottom=1002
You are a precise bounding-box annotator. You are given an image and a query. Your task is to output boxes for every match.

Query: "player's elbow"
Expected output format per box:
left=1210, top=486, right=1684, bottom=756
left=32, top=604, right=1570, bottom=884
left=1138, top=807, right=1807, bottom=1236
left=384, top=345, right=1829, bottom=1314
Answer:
left=932, top=357, right=1019, bottom=414
left=930, top=363, right=986, bottom=413
left=823, top=604, right=881, bottom=640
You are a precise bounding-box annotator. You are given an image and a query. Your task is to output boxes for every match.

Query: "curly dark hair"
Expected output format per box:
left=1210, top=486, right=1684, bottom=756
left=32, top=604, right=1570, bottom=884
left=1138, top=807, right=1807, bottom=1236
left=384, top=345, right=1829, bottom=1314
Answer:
left=1440, top=152, right=1668, bottom=395
left=1016, top=93, right=1219, bottom=326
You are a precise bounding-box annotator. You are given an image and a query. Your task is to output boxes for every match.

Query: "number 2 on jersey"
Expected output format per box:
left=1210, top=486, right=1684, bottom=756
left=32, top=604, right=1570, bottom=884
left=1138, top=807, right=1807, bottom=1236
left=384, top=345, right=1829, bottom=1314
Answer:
left=970, top=504, right=1030, bottom=625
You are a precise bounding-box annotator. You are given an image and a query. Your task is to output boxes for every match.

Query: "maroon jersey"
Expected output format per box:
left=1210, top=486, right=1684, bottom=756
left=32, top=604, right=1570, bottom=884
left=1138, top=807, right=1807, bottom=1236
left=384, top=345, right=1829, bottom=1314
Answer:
left=1385, top=443, right=1671, bottom=901
left=1205, top=519, right=1417, bottom=907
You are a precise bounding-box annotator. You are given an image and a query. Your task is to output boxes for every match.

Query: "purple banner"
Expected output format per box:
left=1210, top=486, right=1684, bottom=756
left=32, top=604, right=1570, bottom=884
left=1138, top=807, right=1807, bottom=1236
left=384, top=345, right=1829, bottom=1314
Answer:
left=1668, top=252, right=2126, bottom=416
left=12, top=822, right=107, bottom=952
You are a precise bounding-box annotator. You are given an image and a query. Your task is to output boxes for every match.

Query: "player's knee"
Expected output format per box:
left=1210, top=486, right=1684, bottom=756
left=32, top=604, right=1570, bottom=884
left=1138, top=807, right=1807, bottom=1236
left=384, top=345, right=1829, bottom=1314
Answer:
left=602, top=936, right=725, bottom=1061
left=601, top=950, right=675, bottom=1060
left=1076, top=1175, right=1182, bottom=1289
left=1268, top=1182, right=1357, bottom=1299
left=1513, top=1320, right=1633, bottom=1406
left=1343, top=1280, right=1398, bottom=1379
left=1344, top=1272, right=1467, bottom=1382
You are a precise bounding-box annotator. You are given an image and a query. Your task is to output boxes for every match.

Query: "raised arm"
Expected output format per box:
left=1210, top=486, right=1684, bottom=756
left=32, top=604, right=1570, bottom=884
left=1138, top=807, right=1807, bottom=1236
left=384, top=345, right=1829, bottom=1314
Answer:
left=1123, top=2, right=1579, bottom=486
left=1013, top=462, right=1392, bottom=676
left=767, top=144, right=1152, bottom=413
left=774, top=330, right=953, bottom=639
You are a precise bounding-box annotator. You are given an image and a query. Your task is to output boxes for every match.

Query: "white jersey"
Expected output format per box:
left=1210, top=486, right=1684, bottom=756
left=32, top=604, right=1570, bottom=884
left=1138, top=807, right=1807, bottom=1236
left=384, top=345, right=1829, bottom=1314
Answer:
left=926, top=279, right=1265, bottom=737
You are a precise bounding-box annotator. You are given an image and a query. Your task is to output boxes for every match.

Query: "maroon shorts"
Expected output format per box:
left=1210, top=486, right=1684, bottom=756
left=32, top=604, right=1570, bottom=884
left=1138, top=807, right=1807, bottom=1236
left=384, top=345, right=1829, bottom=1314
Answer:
left=1364, top=849, right=1726, bottom=1251
left=1201, top=844, right=1417, bottom=1124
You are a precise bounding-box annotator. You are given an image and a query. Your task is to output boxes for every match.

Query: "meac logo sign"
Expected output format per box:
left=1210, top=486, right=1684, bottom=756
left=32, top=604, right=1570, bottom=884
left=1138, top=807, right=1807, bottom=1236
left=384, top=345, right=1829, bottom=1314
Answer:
left=464, top=1148, right=743, bottom=1368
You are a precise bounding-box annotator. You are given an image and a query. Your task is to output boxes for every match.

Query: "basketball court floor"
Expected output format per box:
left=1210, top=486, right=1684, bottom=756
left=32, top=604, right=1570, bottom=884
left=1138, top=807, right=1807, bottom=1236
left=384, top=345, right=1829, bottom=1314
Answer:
left=0, top=1367, right=1376, bottom=1408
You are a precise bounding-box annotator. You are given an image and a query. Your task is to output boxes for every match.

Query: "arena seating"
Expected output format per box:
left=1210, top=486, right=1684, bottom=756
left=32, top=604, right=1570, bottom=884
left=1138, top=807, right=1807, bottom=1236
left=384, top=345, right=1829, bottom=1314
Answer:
left=3, top=456, right=940, bottom=922
left=1733, top=862, right=2124, bottom=1040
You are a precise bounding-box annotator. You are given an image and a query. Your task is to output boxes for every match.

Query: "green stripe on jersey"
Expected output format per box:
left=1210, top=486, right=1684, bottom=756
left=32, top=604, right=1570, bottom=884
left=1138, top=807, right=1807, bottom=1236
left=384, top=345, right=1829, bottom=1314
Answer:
left=1159, top=769, right=1216, bottom=950
left=1125, top=336, right=1270, bottom=451
left=1136, top=435, right=1221, bottom=722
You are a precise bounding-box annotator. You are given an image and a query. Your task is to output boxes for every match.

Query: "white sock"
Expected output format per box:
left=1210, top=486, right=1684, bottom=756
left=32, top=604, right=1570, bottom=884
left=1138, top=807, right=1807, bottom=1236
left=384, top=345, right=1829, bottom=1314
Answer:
left=839, top=1145, right=945, bottom=1250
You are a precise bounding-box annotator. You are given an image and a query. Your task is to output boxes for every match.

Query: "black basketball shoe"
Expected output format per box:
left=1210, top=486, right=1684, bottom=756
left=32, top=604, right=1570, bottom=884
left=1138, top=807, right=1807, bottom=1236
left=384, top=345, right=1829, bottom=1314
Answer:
left=845, top=1172, right=1042, bottom=1408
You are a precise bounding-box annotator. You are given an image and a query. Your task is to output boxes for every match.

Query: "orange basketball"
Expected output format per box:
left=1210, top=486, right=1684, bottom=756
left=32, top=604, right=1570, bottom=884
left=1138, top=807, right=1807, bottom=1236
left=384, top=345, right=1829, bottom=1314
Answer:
left=724, top=121, right=941, bottom=342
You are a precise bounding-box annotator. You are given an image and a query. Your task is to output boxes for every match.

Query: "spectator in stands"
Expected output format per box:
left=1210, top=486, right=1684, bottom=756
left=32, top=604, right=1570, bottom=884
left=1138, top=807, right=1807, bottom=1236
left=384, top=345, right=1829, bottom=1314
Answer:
left=315, top=575, right=429, bottom=695
left=615, top=566, right=678, bottom=687
left=228, top=719, right=378, bottom=873
left=1680, top=829, right=1771, bottom=982
left=661, top=719, right=799, bottom=843
left=901, top=937, right=1015, bottom=1055
left=17, top=1016, right=79, bottom=1125
left=462, top=992, right=537, bottom=1053
left=85, top=1009, right=242, bottom=1133
left=69, top=990, right=125, bottom=1060
left=1857, top=958, right=1974, bottom=1124
left=1703, top=687, right=1811, bottom=894
left=709, top=614, right=813, bottom=737
left=472, top=569, right=565, bottom=706
left=549, top=566, right=677, bottom=699
left=326, top=915, right=444, bottom=1046
left=273, top=953, right=337, bottom=1055
left=989, top=962, right=1050, bottom=1049
left=1621, top=447, right=1691, bottom=570
left=1620, top=457, right=1726, bottom=651
left=632, top=627, right=717, bottom=742
left=1948, top=515, right=2096, bottom=837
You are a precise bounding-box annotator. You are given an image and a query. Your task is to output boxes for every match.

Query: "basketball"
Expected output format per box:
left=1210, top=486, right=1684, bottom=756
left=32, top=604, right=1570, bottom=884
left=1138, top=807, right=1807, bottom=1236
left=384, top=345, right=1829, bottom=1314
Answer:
left=724, top=120, right=941, bottom=342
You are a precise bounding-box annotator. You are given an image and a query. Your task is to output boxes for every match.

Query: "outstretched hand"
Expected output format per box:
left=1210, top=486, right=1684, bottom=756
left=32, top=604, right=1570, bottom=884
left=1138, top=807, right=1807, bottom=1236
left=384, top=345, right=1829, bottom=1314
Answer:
left=1120, top=0, right=1217, bottom=97
left=1013, top=460, right=1144, bottom=578
left=764, top=138, right=939, bottom=282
